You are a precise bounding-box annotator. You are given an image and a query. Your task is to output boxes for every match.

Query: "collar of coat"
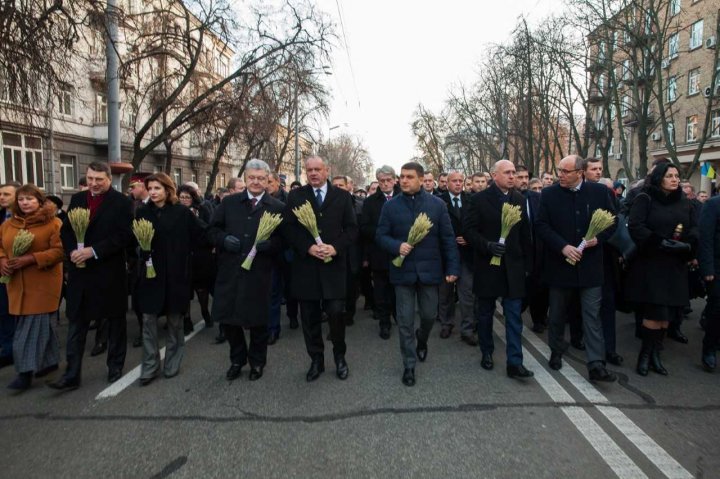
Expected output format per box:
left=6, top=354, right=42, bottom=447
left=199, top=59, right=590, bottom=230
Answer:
left=10, top=201, right=58, bottom=228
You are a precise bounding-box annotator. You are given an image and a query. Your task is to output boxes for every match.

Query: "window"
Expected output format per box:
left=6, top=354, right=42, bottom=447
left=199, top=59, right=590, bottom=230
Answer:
left=151, top=121, right=162, bottom=138
left=667, top=122, right=675, bottom=146
left=125, top=99, right=138, bottom=127
left=612, top=31, right=619, bottom=49
left=622, top=59, right=631, bottom=80
left=667, top=76, right=678, bottom=102
left=219, top=173, right=226, bottom=189
left=95, top=92, right=107, bottom=123
left=670, top=0, right=681, bottom=17
left=216, top=56, right=229, bottom=77
left=609, top=103, right=616, bottom=121
left=688, top=68, right=701, bottom=95
left=191, top=171, right=197, bottom=184
left=205, top=172, right=211, bottom=188
left=173, top=167, right=182, bottom=186
left=60, top=154, right=77, bottom=189
left=57, top=84, right=73, bottom=116
left=1, top=132, right=43, bottom=186
left=609, top=137, right=615, bottom=155
left=668, top=33, right=679, bottom=59
left=595, top=143, right=602, bottom=157
left=711, top=110, right=720, bottom=138
left=598, top=74, right=606, bottom=92
left=598, top=41, right=606, bottom=63
left=622, top=95, right=631, bottom=117
left=686, top=115, right=698, bottom=142
left=690, top=20, right=704, bottom=50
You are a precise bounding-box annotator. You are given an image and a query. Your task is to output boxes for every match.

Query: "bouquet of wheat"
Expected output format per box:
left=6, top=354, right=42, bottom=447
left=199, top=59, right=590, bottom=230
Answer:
left=392, top=213, right=433, bottom=267
left=241, top=211, right=283, bottom=270
left=0, top=230, right=35, bottom=283
left=132, top=218, right=157, bottom=278
left=490, top=203, right=523, bottom=266
left=293, top=201, right=332, bottom=263
left=566, top=209, right=616, bottom=265
left=68, top=208, right=90, bottom=268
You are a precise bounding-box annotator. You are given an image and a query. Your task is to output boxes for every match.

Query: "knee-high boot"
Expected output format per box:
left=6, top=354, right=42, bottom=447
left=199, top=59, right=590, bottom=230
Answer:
left=636, top=326, right=653, bottom=376
left=650, top=329, right=669, bottom=375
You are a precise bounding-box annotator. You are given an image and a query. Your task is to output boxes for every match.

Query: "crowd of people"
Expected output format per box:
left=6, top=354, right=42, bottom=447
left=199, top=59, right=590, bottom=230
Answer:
left=0, top=153, right=717, bottom=391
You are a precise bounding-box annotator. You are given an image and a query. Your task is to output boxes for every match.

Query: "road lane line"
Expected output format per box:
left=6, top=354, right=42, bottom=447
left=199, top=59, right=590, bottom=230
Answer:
left=95, top=321, right=206, bottom=400
left=519, top=323, right=693, bottom=479
left=493, top=321, right=647, bottom=479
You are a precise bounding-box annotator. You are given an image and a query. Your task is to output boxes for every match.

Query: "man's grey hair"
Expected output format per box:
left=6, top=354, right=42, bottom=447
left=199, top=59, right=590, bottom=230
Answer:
left=184, top=181, right=200, bottom=192
left=565, top=155, right=584, bottom=170
left=375, top=165, right=396, bottom=179
left=245, top=159, right=271, bottom=173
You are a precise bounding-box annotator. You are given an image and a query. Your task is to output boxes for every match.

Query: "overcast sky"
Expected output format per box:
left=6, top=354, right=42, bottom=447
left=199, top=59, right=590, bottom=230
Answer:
left=314, top=0, right=566, bottom=174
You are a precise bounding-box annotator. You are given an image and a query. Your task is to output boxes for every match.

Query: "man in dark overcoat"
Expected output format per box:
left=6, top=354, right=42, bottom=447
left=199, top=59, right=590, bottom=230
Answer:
left=535, top=155, right=617, bottom=382
left=285, top=155, right=358, bottom=382
left=209, top=160, right=285, bottom=381
left=360, top=165, right=400, bottom=340
left=438, top=171, right=476, bottom=345
left=50, top=161, right=134, bottom=390
left=464, top=160, right=533, bottom=379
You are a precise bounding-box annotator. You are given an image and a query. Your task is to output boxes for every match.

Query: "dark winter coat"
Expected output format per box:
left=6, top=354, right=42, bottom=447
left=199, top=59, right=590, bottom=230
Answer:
left=347, top=195, right=365, bottom=274
left=360, top=186, right=399, bottom=271
left=535, top=181, right=617, bottom=289
left=209, top=193, right=284, bottom=328
left=625, top=186, right=698, bottom=307
left=439, top=190, right=473, bottom=266
left=699, top=195, right=720, bottom=277
left=376, top=189, right=460, bottom=286
left=135, top=202, right=207, bottom=315
left=61, top=188, right=134, bottom=321
left=523, top=189, right=544, bottom=273
left=284, top=182, right=358, bottom=300
left=463, top=184, right=531, bottom=299
left=187, top=200, right=216, bottom=290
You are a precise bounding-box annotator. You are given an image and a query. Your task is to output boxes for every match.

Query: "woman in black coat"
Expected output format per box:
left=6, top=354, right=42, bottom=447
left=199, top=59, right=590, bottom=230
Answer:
left=626, top=162, right=698, bottom=377
left=135, top=173, right=207, bottom=386
left=178, top=185, right=216, bottom=332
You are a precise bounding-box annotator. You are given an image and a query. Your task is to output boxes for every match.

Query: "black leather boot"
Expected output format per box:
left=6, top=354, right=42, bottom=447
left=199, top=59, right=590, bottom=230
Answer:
left=636, top=326, right=653, bottom=376
left=650, top=329, right=668, bottom=375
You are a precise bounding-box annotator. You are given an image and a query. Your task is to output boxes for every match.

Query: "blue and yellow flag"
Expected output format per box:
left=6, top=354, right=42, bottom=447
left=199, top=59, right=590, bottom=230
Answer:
left=702, top=162, right=716, bottom=179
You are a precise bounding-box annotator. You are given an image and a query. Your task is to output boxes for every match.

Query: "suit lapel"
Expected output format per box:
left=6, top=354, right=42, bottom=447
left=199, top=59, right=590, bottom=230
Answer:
left=320, top=182, right=337, bottom=212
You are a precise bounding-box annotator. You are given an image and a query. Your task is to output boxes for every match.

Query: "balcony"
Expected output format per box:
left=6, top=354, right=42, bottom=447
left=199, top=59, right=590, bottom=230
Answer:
left=587, top=88, right=609, bottom=105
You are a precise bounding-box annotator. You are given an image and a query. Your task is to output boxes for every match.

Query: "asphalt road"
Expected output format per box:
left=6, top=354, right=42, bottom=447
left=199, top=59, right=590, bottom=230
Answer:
left=0, top=298, right=718, bottom=478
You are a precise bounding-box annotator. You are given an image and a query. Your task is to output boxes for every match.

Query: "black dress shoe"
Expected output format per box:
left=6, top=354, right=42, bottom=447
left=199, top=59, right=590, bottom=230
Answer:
left=90, top=342, right=107, bottom=357
left=335, top=356, right=349, bottom=380
left=0, top=356, right=13, bottom=369
left=402, top=368, right=415, bottom=387
left=589, top=366, right=617, bottom=382
left=461, top=334, right=479, bottom=347
left=549, top=352, right=563, bottom=370
left=379, top=326, right=391, bottom=340
left=306, top=360, right=325, bottom=382
left=480, top=353, right=494, bottom=370
left=107, top=369, right=123, bottom=383
left=606, top=352, right=624, bottom=366
left=184, top=317, right=194, bottom=335
left=48, top=378, right=80, bottom=391
left=226, top=364, right=242, bottom=380
left=35, top=364, right=58, bottom=378
left=415, top=329, right=428, bottom=362
left=214, top=330, right=226, bottom=344
left=7, top=372, right=32, bottom=390
left=507, top=364, right=534, bottom=379
left=668, top=328, right=689, bottom=344
left=139, top=375, right=157, bottom=386
left=702, top=350, right=717, bottom=372
left=267, top=331, right=279, bottom=346
left=248, top=367, right=263, bottom=381
left=531, top=323, right=546, bottom=334
left=288, top=317, right=299, bottom=329
left=132, top=336, right=142, bottom=348
left=571, top=339, right=586, bottom=351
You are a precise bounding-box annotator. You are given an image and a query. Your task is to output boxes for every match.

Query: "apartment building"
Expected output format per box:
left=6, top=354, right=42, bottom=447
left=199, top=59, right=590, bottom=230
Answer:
left=587, top=0, right=719, bottom=190
left=0, top=0, right=240, bottom=201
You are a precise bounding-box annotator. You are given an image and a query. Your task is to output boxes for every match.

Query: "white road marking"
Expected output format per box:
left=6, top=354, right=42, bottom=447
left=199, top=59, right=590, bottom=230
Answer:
left=493, top=321, right=647, bottom=479
left=95, top=321, right=206, bottom=400
left=519, top=322, right=693, bottom=479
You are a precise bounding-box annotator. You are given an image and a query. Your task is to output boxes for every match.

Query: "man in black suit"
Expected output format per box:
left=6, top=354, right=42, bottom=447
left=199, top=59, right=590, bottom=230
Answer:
left=438, top=171, right=477, bottom=344
left=50, top=161, right=134, bottom=390
left=464, top=160, right=534, bottom=379
left=516, top=166, right=548, bottom=333
left=0, top=182, right=19, bottom=369
left=536, top=155, right=617, bottom=382
left=285, top=156, right=358, bottom=382
left=360, top=165, right=399, bottom=340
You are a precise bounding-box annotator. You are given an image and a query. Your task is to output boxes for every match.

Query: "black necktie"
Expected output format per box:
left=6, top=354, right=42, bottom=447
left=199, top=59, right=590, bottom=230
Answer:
left=251, top=197, right=257, bottom=208
left=315, top=189, right=323, bottom=207
left=452, top=197, right=460, bottom=214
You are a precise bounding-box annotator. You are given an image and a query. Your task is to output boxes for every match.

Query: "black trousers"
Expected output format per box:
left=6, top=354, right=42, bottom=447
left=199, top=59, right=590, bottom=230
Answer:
left=704, top=279, right=720, bottom=352
left=225, top=324, right=268, bottom=368
left=299, top=299, right=345, bottom=360
left=64, top=311, right=127, bottom=382
left=372, top=269, right=395, bottom=329
left=345, top=268, right=360, bottom=319
left=360, top=266, right=374, bottom=308
left=524, top=273, right=549, bottom=326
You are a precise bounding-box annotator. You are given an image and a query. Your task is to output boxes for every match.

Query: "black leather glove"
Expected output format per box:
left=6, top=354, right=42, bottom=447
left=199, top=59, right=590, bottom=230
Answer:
left=223, top=235, right=242, bottom=253
left=255, top=240, right=271, bottom=253
left=659, top=239, right=691, bottom=254
left=488, top=241, right=506, bottom=256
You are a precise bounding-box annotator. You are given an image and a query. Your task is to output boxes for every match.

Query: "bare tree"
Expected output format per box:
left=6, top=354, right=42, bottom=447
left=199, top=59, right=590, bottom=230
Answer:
left=318, top=133, right=372, bottom=186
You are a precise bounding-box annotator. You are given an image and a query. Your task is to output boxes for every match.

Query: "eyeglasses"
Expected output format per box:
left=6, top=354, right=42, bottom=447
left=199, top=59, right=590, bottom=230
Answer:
left=557, top=168, right=580, bottom=175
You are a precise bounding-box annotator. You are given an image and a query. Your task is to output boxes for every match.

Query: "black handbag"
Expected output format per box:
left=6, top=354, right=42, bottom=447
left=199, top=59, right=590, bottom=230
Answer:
left=607, top=212, right=637, bottom=262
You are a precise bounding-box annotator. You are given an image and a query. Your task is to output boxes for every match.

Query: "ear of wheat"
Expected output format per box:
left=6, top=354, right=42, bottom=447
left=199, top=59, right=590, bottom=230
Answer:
left=241, top=211, right=283, bottom=270
left=292, top=201, right=332, bottom=263
left=68, top=208, right=90, bottom=268
left=566, top=209, right=616, bottom=265
left=490, top=203, right=522, bottom=266
left=392, top=213, right=433, bottom=267
left=132, top=218, right=157, bottom=278
left=0, top=229, right=35, bottom=283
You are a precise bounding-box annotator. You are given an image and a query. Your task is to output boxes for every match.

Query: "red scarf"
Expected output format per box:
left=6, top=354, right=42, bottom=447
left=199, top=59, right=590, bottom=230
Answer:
left=87, top=190, right=107, bottom=220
